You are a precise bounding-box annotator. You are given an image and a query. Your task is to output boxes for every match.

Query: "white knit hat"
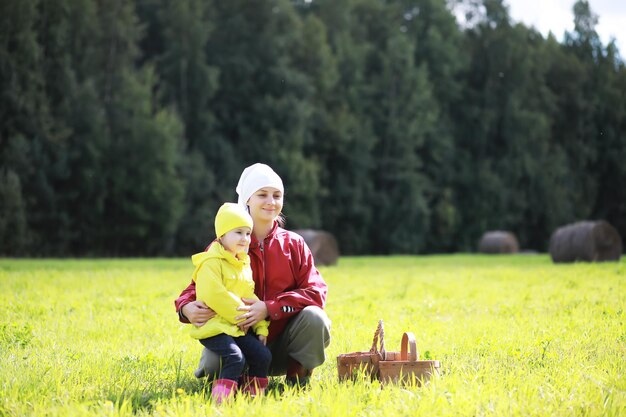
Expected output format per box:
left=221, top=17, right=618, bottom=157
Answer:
left=236, top=163, right=284, bottom=207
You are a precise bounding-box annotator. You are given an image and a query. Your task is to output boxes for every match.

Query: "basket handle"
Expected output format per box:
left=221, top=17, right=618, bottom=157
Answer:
left=369, top=319, right=386, bottom=359
left=400, top=332, right=418, bottom=362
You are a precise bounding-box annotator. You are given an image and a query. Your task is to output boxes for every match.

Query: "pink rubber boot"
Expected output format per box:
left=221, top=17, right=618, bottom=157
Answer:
left=211, top=379, right=238, bottom=404
left=240, top=376, right=269, bottom=397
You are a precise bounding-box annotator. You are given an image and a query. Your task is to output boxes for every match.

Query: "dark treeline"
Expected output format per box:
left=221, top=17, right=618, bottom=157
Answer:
left=1, top=0, right=624, bottom=256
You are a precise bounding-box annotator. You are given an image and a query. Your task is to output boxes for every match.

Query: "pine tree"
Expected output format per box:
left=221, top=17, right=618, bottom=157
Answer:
left=136, top=0, right=221, bottom=253
left=391, top=0, right=466, bottom=252
left=455, top=0, right=567, bottom=250
left=204, top=0, right=320, bottom=229
left=561, top=1, right=626, bottom=246
left=0, top=170, right=29, bottom=254
left=0, top=0, right=52, bottom=254
left=301, top=0, right=379, bottom=253
left=90, top=0, right=184, bottom=255
left=365, top=11, right=436, bottom=254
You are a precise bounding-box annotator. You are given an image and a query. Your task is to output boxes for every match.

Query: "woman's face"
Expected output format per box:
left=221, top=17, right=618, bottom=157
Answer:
left=247, top=187, right=283, bottom=223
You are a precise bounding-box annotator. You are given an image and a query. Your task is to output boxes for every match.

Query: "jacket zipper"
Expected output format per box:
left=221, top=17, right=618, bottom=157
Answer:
left=260, top=242, right=266, bottom=300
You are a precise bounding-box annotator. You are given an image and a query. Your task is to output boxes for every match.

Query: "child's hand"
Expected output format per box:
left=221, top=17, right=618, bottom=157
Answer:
left=258, top=335, right=267, bottom=346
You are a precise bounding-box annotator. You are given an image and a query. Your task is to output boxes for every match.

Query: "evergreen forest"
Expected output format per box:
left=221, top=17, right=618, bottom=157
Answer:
left=1, top=0, right=624, bottom=256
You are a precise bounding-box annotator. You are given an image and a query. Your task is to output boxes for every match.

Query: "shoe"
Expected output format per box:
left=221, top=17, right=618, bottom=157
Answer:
left=240, top=375, right=269, bottom=397
left=285, top=375, right=311, bottom=389
left=285, top=358, right=312, bottom=389
left=211, top=379, right=238, bottom=404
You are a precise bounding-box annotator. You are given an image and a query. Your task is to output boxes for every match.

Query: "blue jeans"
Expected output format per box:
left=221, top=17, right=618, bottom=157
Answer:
left=199, top=332, right=271, bottom=381
left=194, top=306, right=331, bottom=379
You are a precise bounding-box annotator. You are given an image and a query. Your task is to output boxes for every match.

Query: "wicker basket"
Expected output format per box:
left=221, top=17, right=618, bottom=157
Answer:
left=337, top=320, right=441, bottom=385
left=336, top=320, right=384, bottom=381
left=378, top=332, right=440, bottom=386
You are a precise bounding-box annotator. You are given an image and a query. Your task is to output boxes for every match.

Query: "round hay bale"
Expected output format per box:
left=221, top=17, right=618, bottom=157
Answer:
left=293, top=229, right=340, bottom=266
left=549, top=220, right=622, bottom=263
left=478, top=231, right=519, bottom=254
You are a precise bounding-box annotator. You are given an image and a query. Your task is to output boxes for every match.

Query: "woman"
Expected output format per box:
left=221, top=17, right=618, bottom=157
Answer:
left=175, top=163, right=331, bottom=387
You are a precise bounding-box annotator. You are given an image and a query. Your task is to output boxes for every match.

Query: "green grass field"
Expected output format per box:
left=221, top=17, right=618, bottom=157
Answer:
left=1, top=255, right=625, bottom=416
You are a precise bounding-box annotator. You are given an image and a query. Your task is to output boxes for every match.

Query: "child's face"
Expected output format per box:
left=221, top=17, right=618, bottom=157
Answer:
left=220, top=226, right=252, bottom=256
left=247, top=187, right=283, bottom=223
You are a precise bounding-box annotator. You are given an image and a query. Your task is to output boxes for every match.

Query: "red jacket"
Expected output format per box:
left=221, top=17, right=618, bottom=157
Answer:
left=175, top=222, right=328, bottom=342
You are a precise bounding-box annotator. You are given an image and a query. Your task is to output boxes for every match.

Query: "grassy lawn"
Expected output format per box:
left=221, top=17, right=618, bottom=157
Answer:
left=1, top=255, right=625, bottom=416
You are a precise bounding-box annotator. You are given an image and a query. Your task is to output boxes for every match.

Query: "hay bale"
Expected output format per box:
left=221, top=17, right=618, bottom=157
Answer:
left=293, top=229, right=340, bottom=266
left=549, top=220, right=622, bottom=263
left=478, top=231, right=519, bottom=254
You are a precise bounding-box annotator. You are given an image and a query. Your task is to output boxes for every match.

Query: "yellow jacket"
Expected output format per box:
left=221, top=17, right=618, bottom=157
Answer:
left=188, top=241, right=269, bottom=340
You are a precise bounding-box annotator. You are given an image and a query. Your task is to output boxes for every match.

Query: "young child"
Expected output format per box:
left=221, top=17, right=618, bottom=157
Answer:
left=189, top=203, right=271, bottom=403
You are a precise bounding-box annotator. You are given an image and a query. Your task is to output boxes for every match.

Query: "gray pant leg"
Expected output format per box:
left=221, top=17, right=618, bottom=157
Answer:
left=194, top=346, right=221, bottom=379
left=268, top=306, right=332, bottom=375
left=194, top=306, right=331, bottom=378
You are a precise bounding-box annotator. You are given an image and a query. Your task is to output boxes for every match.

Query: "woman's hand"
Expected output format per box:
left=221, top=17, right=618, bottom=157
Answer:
left=236, top=298, right=268, bottom=332
left=258, top=335, right=267, bottom=346
left=182, top=301, right=216, bottom=327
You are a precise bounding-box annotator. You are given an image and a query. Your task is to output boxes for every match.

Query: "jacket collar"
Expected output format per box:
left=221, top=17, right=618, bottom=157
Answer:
left=250, top=221, right=278, bottom=250
left=201, top=240, right=250, bottom=268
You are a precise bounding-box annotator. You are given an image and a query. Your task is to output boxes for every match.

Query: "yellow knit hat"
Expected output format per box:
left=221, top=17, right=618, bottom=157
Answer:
left=214, top=203, right=253, bottom=238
